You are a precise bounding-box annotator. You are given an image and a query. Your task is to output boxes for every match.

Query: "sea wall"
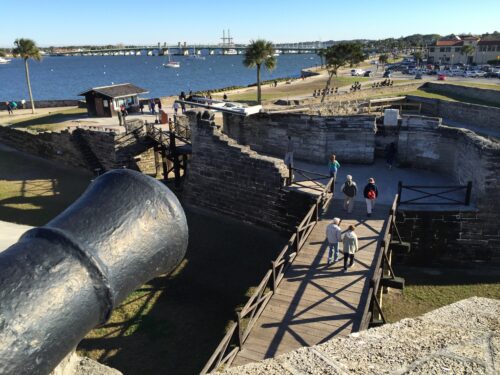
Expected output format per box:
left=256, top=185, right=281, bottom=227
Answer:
left=396, top=117, right=500, bottom=264
left=425, top=82, right=500, bottom=105
left=223, top=112, right=377, bottom=164
left=0, top=100, right=82, bottom=110
left=406, top=95, right=500, bottom=133
left=183, top=112, right=314, bottom=232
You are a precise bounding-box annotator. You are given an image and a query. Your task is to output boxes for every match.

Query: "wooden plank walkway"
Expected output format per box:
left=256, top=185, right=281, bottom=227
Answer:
left=232, top=198, right=388, bottom=366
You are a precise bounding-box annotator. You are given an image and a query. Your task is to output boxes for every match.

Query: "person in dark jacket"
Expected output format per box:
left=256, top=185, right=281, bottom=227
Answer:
left=341, top=175, right=357, bottom=213
left=363, top=178, right=378, bottom=217
left=385, top=142, right=397, bottom=169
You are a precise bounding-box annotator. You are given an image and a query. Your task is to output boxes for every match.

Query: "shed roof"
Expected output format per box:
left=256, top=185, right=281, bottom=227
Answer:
left=478, top=39, right=500, bottom=45
left=79, top=83, right=149, bottom=98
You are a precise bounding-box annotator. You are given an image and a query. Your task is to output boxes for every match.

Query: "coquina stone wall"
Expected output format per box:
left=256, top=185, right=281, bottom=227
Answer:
left=223, top=112, right=377, bottom=164
left=0, top=126, right=95, bottom=169
left=183, top=112, right=315, bottom=232
left=396, top=116, right=500, bottom=264
left=406, top=95, right=500, bottom=134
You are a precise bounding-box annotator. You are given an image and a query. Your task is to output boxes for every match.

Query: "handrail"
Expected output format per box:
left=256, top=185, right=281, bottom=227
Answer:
left=359, top=194, right=399, bottom=331
left=201, top=177, right=333, bottom=374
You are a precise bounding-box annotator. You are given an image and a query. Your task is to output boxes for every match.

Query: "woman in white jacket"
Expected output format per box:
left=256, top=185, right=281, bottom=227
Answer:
left=342, top=225, right=359, bottom=271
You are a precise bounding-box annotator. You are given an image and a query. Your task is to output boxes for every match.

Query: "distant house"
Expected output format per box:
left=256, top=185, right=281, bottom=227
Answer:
left=427, top=35, right=479, bottom=65
left=79, top=83, right=149, bottom=117
left=427, top=34, right=500, bottom=65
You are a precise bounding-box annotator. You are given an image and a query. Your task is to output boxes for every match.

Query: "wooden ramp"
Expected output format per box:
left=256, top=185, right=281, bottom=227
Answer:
left=232, top=199, right=388, bottom=366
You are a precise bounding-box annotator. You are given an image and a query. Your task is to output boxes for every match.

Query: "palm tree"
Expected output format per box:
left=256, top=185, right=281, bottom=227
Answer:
left=243, top=40, right=276, bottom=104
left=12, top=38, right=41, bottom=114
left=461, top=45, right=475, bottom=65
left=412, top=51, right=423, bottom=67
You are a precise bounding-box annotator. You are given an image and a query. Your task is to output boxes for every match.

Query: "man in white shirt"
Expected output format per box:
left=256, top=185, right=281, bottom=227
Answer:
left=326, top=217, right=342, bottom=265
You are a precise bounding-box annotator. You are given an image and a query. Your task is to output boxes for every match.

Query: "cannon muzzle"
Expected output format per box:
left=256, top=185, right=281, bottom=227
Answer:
left=0, top=169, right=188, bottom=374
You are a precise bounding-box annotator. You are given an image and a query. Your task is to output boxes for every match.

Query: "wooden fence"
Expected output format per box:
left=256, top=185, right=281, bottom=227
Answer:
left=200, top=177, right=333, bottom=374
left=397, top=181, right=472, bottom=206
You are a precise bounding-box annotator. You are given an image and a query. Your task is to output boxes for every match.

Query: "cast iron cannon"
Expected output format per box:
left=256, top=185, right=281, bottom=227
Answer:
left=0, top=169, right=188, bottom=375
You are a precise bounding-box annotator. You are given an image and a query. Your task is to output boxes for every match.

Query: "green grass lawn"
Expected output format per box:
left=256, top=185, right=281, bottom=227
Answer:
left=384, top=266, right=500, bottom=323
left=0, top=107, right=87, bottom=132
left=0, top=147, right=92, bottom=225
left=77, top=208, right=286, bottom=375
left=447, top=81, right=500, bottom=91
left=218, top=77, right=370, bottom=104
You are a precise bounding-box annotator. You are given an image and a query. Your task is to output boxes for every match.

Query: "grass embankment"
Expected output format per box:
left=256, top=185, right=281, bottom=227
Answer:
left=446, top=81, right=500, bottom=91
left=216, top=76, right=370, bottom=104
left=0, top=147, right=91, bottom=225
left=0, top=107, right=87, bottom=132
left=77, top=208, right=286, bottom=375
left=384, top=266, right=500, bottom=323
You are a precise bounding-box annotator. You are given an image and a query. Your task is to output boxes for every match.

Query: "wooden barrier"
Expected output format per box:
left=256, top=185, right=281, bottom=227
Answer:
left=200, top=178, right=333, bottom=374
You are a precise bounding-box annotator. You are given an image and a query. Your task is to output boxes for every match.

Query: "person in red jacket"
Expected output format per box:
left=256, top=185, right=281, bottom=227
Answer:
left=363, top=178, right=378, bottom=217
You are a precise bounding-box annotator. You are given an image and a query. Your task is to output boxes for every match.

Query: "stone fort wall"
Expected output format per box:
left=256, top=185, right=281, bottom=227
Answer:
left=396, top=116, right=500, bottom=264
left=183, top=112, right=314, bottom=232
left=223, top=112, right=377, bottom=164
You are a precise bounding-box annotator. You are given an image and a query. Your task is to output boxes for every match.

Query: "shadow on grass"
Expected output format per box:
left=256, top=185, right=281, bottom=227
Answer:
left=0, top=148, right=92, bottom=226
left=77, top=208, right=287, bottom=375
left=8, top=111, right=88, bottom=130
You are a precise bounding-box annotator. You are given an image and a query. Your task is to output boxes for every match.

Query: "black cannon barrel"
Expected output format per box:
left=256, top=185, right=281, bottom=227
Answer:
left=0, top=169, right=188, bottom=375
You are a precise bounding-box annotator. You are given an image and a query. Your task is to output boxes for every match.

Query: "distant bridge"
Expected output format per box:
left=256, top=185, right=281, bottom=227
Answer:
left=52, top=44, right=322, bottom=57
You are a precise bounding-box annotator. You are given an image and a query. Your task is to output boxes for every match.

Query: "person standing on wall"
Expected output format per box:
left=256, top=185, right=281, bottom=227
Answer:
left=328, top=154, right=340, bottom=194
left=326, top=217, right=342, bottom=265
left=363, top=178, right=378, bottom=217
left=341, top=175, right=357, bottom=213
left=342, top=225, right=358, bottom=271
left=284, top=136, right=294, bottom=183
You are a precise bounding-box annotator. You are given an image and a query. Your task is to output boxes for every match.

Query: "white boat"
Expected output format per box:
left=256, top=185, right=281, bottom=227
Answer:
left=224, top=49, right=238, bottom=55
left=0, top=57, right=10, bottom=64
left=163, top=55, right=180, bottom=68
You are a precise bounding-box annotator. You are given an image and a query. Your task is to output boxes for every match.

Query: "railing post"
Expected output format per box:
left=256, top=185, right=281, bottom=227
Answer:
left=397, top=181, right=402, bottom=205
left=287, top=166, right=293, bottom=186
left=465, top=181, right=472, bottom=205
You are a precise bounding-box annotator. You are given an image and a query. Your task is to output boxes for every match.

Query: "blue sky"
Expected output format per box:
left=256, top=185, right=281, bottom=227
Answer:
left=1, top=0, right=499, bottom=47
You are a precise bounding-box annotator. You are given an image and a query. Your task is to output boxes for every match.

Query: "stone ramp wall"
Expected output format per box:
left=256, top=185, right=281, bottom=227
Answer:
left=397, top=117, right=500, bottom=264
left=184, top=114, right=314, bottom=232
left=220, top=297, right=500, bottom=375
left=406, top=95, right=500, bottom=133
left=223, top=112, right=377, bottom=164
left=425, top=82, right=500, bottom=106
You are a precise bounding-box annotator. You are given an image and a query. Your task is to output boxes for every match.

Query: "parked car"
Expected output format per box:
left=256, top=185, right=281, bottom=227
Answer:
left=351, top=69, right=365, bottom=76
left=415, top=72, right=423, bottom=79
left=464, top=71, right=477, bottom=78
left=438, top=74, right=446, bottom=81
left=383, top=70, right=392, bottom=78
left=363, top=70, right=373, bottom=77
left=474, top=71, right=486, bottom=77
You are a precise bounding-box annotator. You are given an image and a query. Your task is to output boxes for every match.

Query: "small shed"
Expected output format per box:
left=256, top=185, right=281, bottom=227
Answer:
left=79, top=83, right=149, bottom=117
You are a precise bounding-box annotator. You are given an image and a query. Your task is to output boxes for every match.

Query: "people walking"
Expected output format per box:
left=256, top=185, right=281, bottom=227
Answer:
left=173, top=101, right=180, bottom=115
left=326, top=218, right=342, bottom=265
left=328, top=154, right=340, bottom=194
left=149, top=99, right=156, bottom=115
left=342, top=225, right=358, bottom=271
left=6, top=102, right=13, bottom=115
left=385, top=142, right=397, bottom=169
left=341, top=175, right=357, bottom=213
left=363, top=178, right=379, bottom=217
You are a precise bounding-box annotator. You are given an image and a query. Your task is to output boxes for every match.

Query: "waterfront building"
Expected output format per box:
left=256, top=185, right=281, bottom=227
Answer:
left=79, top=83, right=148, bottom=117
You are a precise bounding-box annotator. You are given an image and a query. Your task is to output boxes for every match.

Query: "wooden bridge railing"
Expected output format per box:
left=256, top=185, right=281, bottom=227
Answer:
left=200, top=177, right=333, bottom=374
left=359, top=194, right=404, bottom=331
